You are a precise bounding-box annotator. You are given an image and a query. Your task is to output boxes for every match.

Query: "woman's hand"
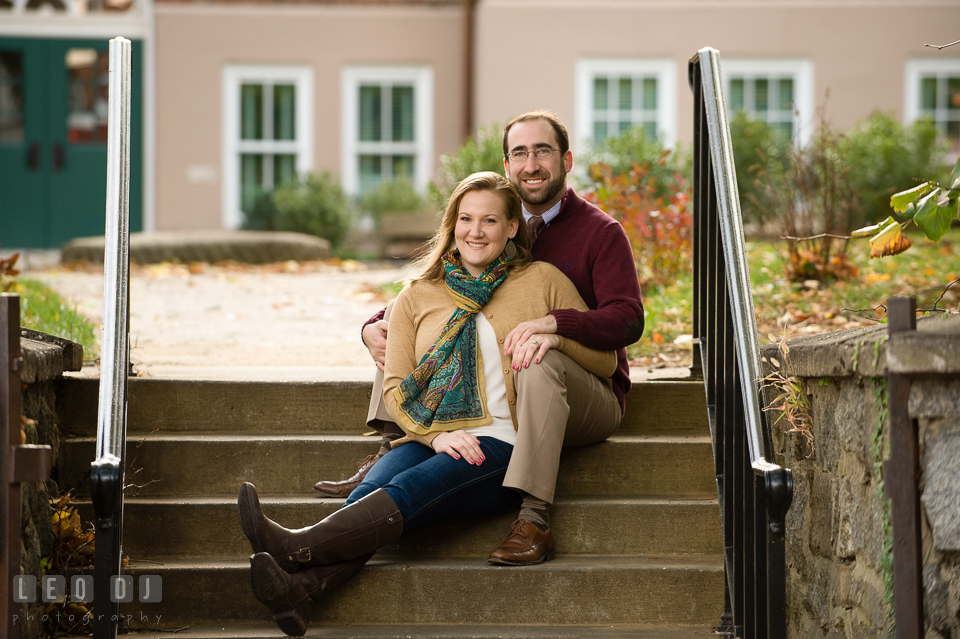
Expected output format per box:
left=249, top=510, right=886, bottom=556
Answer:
left=510, top=333, right=559, bottom=371
left=431, top=430, right=485, bottom=465
left=503, top=315, right=558, bottom=355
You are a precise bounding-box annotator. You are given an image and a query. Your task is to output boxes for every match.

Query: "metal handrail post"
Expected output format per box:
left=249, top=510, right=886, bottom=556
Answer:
left=92, top=36, right=132, bottom=639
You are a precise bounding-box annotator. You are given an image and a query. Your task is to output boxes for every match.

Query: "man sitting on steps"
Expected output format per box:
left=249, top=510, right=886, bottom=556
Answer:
left=313, top=110, right=644, bottom=565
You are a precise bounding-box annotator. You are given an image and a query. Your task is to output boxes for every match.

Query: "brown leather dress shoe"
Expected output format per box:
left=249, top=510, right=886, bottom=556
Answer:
left=312, top=453, right=381, bottom=497
left=487, top=519, right=556, bottom=566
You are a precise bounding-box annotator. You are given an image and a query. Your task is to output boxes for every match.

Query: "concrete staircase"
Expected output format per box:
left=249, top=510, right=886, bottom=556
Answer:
left=57, top=376, right=723, bottom=638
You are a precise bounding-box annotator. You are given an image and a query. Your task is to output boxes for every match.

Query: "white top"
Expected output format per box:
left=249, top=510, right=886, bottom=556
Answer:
left=462, top=313, right=517, bottom=445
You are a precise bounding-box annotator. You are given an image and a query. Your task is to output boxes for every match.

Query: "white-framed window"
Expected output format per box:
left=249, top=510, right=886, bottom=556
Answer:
left=222, top=65, right=313, bottom=229
left=722, top=59, right=814, bottom=146
left=341, top=66, right=433, bottom=196
left=575, top=59, right=677, bottom=153
left=905, top=58, right=960, bottom=154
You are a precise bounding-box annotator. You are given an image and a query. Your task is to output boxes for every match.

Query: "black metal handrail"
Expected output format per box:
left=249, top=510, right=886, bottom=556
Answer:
left=689, top=47, right=794, bottom=639
left=91, top=36, right=133, bottom=639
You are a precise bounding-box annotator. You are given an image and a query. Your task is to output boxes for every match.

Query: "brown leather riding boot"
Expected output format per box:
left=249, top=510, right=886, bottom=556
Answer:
left=238, top=482, right=402, bottom=573
left=249, top=551, right=372, bottom=636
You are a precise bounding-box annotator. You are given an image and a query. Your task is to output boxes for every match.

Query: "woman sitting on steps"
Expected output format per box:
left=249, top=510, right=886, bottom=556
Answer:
left=237, top=171, right=616, bottom=636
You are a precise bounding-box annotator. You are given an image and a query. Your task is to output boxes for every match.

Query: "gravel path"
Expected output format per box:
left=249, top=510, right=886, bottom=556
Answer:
left=26, top=258, right=687, bottom=381
left=30, top=260, right=407, bottom=378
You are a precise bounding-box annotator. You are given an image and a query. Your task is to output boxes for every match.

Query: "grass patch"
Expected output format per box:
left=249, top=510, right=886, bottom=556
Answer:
left=12, top=278, right=98, bottom=358
left=631, top=233, right=959, bottom=364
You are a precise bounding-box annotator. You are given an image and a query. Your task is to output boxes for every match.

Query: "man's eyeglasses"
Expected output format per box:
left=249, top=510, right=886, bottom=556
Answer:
left=507, top=147, right=558, bottom=162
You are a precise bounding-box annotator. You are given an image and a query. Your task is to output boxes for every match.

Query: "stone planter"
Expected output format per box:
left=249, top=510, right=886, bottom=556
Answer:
left=378, top=210, right=439, bottom=258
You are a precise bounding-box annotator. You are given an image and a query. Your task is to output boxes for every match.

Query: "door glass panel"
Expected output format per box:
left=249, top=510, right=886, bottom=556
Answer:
left=618, top=78, right=632, bottom=110
left=593, top=78, right=608, bottom=110
left=755, top=79, right=769, bottom=113
left=778, top=78, right=794, bottom=111
left=729, top=79, right=744, bottom=112
left=643, top=78, right=657, bottom=110
left=66, top=48, right=108, bottom=144
left=0, top=51, right=24, bottom=144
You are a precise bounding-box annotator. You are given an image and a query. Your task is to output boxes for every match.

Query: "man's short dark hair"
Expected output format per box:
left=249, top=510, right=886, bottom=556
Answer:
left=502, top=110, right=570, bottom=158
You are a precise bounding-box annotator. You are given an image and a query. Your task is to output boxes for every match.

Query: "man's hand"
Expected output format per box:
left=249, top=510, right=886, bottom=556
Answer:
left=431, top=430, right=485, bottom=465
left=362, top=320, right=389, bottom=371
left=503, top=315, right=558, bottom=356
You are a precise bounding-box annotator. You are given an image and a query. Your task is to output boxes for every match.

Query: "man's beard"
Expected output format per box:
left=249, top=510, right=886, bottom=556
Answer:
left=512, top=169, right=566, bottom=206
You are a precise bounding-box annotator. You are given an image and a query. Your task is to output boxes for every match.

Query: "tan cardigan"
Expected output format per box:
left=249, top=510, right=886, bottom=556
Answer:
left=383, top=261, right=618, bottom=447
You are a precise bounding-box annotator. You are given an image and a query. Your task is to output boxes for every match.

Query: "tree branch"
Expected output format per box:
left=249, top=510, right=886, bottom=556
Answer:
left=925, top=39, right=960, bottom=50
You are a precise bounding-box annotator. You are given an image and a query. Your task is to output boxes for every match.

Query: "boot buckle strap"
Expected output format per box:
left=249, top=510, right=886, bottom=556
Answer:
left=288, top=548, right=312, bottom=563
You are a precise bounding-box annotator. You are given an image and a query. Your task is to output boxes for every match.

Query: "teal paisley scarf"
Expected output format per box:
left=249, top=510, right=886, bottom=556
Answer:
left=392, top=249, right=511, bottom=436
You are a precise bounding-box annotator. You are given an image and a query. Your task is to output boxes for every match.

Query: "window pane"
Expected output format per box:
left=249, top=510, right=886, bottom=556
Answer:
left=0, top=51, right=24, bottom=144
left=66, top=48, right=109, bottom=144
left=359, top=86, right=382, bottom=142
left=921, top=77, right=937, bottom=111
left=778, top=78, right=794, bottom=111
left=729, top=78, right=744, bottom=112
left=618, top=78, right=632, bottom=110
left=392, top=154, right=415, bottom=181
left=594, top=78, right=608, bottom=110
left=643, top=121, right=657, bottom=139
left=948, top=77, right=960, bottom=108
left=755, top=79, right=769, bottom=112
left=274, top=154, right=297, bottom=187
left=618, top=119, right=632, bottom=135
left=273, top=84, right=296, bottom=141
left=947, top=120, right=959, bottom=153
left=593, top=120, right=607, bottom=142
left=241, top=84, right=263, bottom=141
left=643, top=78, right=657, bottom=110
left=392, top=85, right=414, bottom=142
left=241, top=153, right=264, bottom=214
left=359, top=154, right=383, bottom=193
left=776, top=121, right=793, bottom=139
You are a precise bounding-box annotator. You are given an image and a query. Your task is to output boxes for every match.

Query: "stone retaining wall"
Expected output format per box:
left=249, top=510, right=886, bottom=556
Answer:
left=761, top=313, right=960, bottom=639
left=17, top=331, right=82, bottom=639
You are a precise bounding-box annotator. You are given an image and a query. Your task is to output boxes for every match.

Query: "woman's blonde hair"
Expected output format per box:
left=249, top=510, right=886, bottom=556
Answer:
left=408, top=171, right=532, bottom=282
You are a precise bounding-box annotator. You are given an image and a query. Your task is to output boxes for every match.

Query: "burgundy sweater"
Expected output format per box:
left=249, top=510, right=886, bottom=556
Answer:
left=365, top=187, right=644, bottom=414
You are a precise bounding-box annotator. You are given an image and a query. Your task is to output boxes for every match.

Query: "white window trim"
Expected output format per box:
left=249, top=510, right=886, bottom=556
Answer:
left=341, top=65, right=433, bottom=196
left=222, top=65, right=313, bottom=229
left=722, top=59, right=814, bottom=147
left=574, top=58, right=677, bottom=155
left=904, top=57, right=960, bottom=125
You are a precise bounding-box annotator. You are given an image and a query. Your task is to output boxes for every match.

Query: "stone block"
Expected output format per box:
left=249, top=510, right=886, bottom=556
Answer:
left=911, top=378, right=960, bottom=419
left=810, top=469, right=838, bottom=559
left=921, top=419, right=960, bottom=552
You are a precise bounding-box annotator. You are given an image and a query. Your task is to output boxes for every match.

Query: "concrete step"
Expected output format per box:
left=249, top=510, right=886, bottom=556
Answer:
left=118, top=555, right=724, bottom=627
left=118, top=622, right=720, bottom=638
left=57, top=378, right=708, bottom=438
left=76, top=496, right=721, bottom=560
left=59, top=435, right=716, bottom=498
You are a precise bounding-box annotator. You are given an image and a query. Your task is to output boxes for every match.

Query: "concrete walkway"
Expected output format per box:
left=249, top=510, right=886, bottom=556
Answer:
left=16, top=250, right=689, bottom=382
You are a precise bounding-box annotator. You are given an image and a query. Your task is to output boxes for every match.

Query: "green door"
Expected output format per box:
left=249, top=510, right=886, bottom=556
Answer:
left=0, top=37, right=142, bottom=249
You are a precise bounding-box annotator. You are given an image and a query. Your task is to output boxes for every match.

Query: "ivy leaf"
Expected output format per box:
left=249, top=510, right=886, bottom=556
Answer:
left=890, top=182, right=935, bottom=213
left=869, top=220, right=912, bottom=258
left=914, top=190, right=955, bottom=243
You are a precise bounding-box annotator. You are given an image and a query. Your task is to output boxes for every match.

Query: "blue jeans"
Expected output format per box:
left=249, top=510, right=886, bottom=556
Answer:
left=346, top=437, right=520, bottom=536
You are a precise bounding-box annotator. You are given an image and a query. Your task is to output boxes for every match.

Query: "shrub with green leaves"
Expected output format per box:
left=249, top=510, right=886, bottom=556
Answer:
left=580, top=126, right=690, bottom=200
left=359, top=179, right=427, bottom=225
left=841, top=112, right=947, bottom=227
left=242, top=172, right=353, bottom=250
left=729, top=111, right=792, bottom=227
left=429, top=124, right=505, bottom=207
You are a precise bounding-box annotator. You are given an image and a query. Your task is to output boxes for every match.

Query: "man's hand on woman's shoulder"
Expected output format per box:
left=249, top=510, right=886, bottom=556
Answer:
left=362, top=320, right=389, bottom=371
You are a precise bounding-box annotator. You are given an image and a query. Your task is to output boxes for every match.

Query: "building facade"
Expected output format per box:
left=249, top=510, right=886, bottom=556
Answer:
left=3, top=0, right=960, bottom=247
